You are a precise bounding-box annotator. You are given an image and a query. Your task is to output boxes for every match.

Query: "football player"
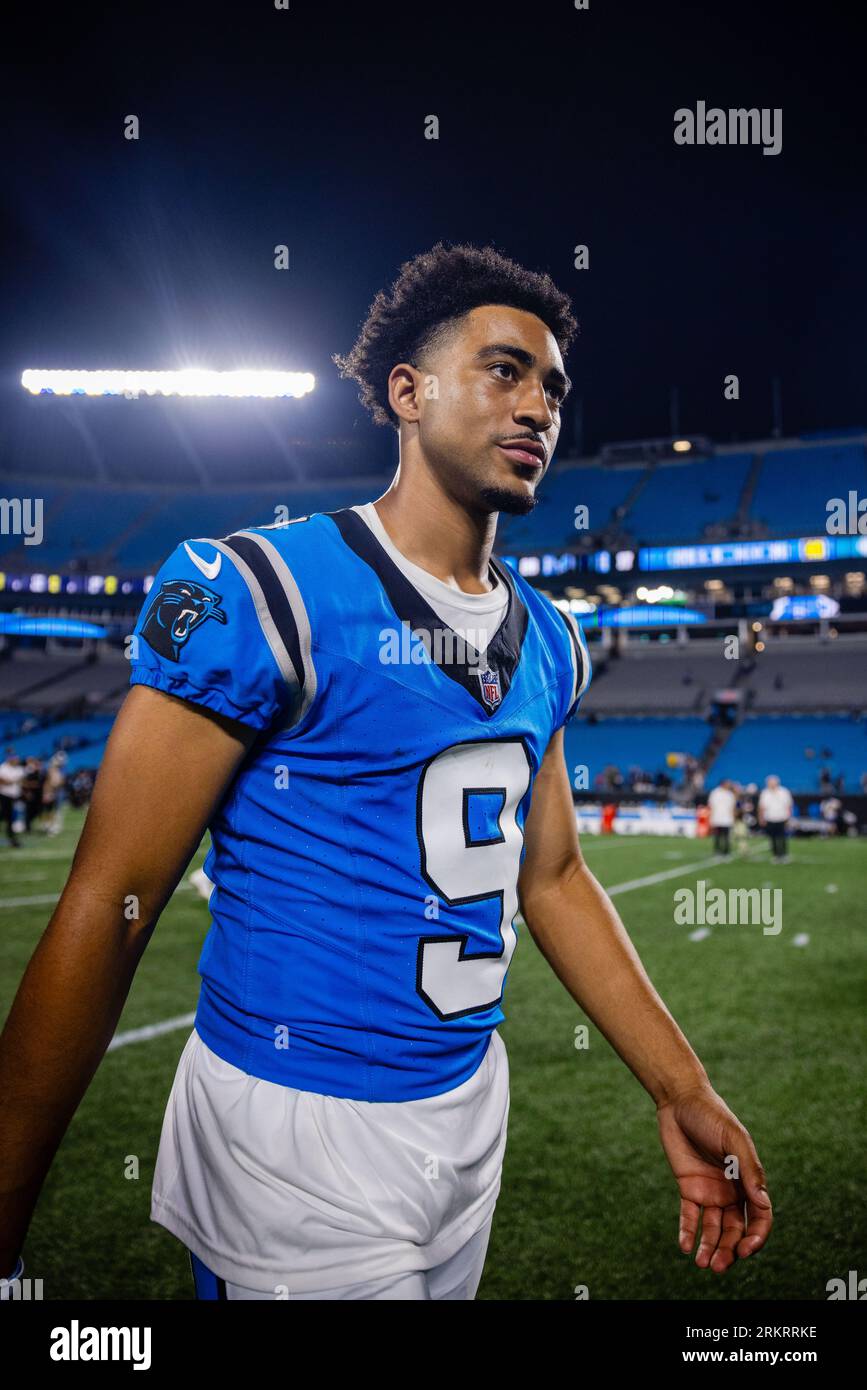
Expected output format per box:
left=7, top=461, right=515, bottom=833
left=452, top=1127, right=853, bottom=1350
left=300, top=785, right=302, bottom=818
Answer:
left=0, top=243, right=772, bottom=1299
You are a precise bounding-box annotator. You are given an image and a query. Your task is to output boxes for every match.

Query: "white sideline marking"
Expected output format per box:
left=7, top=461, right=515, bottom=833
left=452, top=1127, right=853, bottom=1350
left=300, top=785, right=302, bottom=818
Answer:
left=0, top=882, right=195, bottom=910
left=107, top=1013, right=196, bottom=1051
left=0, top=893, right=64, bottom=909
left=607, top=854, right=726, bottom=896
left=0, top=849, right=76, bottom=859
left=579, top=838, right=639, bottom=849
left=606, top=845, right=769, bottom=898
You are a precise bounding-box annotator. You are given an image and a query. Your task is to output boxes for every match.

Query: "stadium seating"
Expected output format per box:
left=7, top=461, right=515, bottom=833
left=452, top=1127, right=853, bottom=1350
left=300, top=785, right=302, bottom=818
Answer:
left=0, top=649, right=129, bottom=713
left=8, top=716, right=115, bottom=760
left=745, top=639, right=867, bottom=711
left=709, top=713, right=867, bottom=793
left=0, top=483, right=376, bottom=573
left=565, top=716, right=708, bottom=786
left=580, top=646, right=738, bottom=714
left=497, top=466, right=644, bottom=551
left=4, top=437, right=865, bottom=570
left=750, top=443, right=867, bottom=538
left=624, top=453, right=753, bottom=543
left=0, top=709, right=42, bottom=743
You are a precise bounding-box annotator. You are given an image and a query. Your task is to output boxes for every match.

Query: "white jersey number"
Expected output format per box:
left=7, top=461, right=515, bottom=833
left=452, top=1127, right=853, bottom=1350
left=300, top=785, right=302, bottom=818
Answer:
left=417, top=738, right=532, bottom=1020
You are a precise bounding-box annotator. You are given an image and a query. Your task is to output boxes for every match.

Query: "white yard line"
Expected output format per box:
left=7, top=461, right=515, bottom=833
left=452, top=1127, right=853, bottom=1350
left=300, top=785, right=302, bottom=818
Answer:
left=607, top=854, right=726, bottom=896
left=0, top=849, right=77, bottom=859
left=107, top=1013, right=197, bottom=1051
left=608, top=845, right=769, bottom=896
left=0, top=893, right=66, bottom=909
left=0, top=882, right=195, bottom=910
left=578, top=838, right=642, bottom=848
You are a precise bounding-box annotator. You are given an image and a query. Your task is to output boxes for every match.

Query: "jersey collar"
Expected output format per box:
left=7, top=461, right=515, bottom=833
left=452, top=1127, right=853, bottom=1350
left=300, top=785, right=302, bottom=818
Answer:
left=326, top=507, right=528, bottom=717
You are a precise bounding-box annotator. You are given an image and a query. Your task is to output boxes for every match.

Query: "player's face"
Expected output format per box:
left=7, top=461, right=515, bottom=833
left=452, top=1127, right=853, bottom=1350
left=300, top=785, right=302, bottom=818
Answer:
left=413, top=305, right=569, bottom=517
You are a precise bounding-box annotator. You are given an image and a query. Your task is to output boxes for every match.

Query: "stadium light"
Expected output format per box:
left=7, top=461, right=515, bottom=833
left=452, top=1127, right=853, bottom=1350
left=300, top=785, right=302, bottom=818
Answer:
left=636, top=584, right=675, bottom=603
left=600, top=434, right=712, bottom=465
left=20, top=368, right=316, bottom=399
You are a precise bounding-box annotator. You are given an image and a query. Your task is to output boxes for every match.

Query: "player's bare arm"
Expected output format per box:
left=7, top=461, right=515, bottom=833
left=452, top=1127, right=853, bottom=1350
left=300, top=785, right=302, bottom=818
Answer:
left=517, top=727, right=774, bottom=1274
left=0, top=684, right=256, bottom=1275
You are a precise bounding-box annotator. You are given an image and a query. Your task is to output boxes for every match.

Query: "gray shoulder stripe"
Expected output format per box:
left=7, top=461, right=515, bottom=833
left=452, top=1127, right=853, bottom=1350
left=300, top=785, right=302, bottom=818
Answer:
left=232, top=530, right=317, bottom=727
left=557, top=607, right=580, bottom=705
left=559, top=608, right=591, bottom=704
left=206, top=537, right=307, bottom=719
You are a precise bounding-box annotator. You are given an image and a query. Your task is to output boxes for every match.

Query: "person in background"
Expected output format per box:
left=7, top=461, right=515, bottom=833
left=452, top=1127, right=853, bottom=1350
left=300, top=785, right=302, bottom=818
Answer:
left=757, top=775, right=794, bottom=863
left=707, top=779, right=736, bottom=856
left=0, top=752, right=25, bottom=849
left=41, top=753, right=68, bottom=836
left=20, top=759, right=45, bottom=833
left=731, top=803, right=751, bottom=857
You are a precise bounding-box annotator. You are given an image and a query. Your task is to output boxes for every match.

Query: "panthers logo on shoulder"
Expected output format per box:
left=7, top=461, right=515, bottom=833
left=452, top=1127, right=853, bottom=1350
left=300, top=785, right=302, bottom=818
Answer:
left=141, top=578, right=227, bottom=662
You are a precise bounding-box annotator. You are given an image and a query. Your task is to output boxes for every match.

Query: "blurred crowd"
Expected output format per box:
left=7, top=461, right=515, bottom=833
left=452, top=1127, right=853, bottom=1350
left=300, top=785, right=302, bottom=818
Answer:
left=0, top=749, right=95, bottom=848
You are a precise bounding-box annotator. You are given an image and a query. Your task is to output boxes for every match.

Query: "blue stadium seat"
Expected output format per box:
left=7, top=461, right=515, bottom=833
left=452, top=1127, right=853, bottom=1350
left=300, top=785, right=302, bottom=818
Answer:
left=564, top=715, right=708, bottom=787
left=750, top=445, right=867, bottom=537
left=625, top=454, right=753, bottom=543
left=710, top=714, right=867, bottom=792
left=497, top=466, right=644, bottom=551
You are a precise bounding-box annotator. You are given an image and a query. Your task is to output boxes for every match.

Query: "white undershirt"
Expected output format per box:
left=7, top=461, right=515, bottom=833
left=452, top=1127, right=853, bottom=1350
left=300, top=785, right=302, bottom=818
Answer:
left=353, top=502, right=510, bottom=661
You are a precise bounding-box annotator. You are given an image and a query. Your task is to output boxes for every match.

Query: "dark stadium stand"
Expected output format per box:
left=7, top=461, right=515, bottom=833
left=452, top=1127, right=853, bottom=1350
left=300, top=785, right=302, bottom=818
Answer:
left=709, top=713, right=867, bottom=793
left=623, top=453, right=753, bottom=543
left=740, top=638, right=867, bottom=711
left=563, top=716, right=708, bottom=788
left=0, top=483, right=374, bottom=572
left=496, top=464, right=647, bottom=551
left=1, top=435, right=865, bottom=570
left=750, top=443, right=867, bottom=538
left=580, top=647, right=737, bottom=714
left=570, top=636, right=867, bottom=793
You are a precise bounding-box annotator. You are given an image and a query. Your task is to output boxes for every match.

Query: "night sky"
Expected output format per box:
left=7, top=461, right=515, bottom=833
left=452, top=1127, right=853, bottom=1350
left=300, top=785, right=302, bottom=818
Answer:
left=2, top=0, right=865, bottom=482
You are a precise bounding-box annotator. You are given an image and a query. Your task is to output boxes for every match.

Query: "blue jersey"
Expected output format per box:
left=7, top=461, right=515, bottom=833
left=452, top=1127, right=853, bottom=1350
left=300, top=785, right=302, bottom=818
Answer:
left=129, top=507, right=591, bottom=1101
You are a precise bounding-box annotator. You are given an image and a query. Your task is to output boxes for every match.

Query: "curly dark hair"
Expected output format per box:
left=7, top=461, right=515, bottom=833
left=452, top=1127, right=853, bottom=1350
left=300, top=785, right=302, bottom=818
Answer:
left=332, top=241, right=578, bottom=430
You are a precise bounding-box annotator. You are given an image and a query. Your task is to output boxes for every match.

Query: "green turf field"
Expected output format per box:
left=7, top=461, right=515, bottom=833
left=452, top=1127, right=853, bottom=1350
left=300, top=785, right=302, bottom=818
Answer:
left=1, top=811, right=864, bottom=1300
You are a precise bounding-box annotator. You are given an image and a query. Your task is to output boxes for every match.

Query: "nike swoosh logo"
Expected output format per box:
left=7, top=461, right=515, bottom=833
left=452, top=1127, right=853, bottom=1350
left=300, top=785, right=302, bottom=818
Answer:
left=183, top=541, right=222, bottom=580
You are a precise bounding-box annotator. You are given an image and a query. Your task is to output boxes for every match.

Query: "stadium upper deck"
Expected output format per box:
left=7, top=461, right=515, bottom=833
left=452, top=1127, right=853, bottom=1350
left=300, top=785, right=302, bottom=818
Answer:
left=1, top=432, right=864, bottom=575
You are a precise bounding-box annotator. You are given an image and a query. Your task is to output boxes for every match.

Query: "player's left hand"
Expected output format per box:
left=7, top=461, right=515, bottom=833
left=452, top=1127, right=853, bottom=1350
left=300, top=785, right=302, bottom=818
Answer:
left=656, top=1082, right=773, bottom=1272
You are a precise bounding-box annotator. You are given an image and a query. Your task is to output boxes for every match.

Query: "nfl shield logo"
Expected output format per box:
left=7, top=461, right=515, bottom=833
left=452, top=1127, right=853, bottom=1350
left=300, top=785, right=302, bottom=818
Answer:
left=478, top=666, right=502, bottom=710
